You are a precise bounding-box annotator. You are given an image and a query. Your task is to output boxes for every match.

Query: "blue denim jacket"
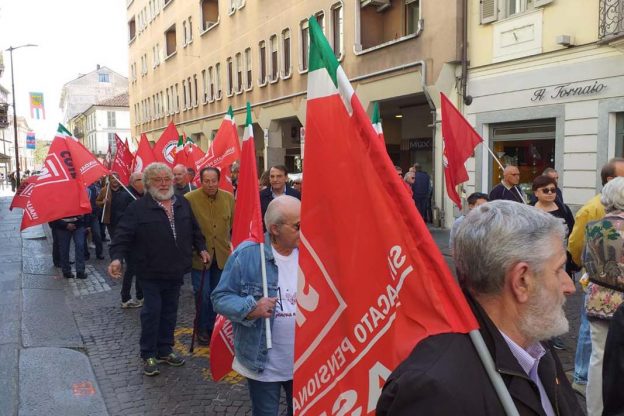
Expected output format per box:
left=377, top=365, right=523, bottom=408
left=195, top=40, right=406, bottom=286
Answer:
left=211, top=233, right=279, bottom=373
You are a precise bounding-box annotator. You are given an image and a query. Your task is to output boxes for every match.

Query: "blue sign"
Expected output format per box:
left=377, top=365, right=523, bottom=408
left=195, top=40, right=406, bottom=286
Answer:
left=26, top=132, right=35, bottom=149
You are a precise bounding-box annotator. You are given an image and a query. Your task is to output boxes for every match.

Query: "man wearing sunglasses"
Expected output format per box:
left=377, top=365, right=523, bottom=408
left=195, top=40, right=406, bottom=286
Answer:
left=213, top=195, right=301, bottom=416
left=489, top=165, right=527, bottom=204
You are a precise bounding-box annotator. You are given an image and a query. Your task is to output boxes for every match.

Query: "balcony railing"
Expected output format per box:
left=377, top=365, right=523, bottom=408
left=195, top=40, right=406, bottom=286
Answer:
left=599, top=0, right=624, bottom=40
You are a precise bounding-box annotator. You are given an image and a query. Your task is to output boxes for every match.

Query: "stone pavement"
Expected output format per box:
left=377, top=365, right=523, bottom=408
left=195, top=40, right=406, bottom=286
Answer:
left=0, top=188, right=586, bottom=415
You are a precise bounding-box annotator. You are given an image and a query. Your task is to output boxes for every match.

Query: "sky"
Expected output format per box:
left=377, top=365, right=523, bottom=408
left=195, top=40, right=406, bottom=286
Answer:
left=0, top=0, right=128, bottom=140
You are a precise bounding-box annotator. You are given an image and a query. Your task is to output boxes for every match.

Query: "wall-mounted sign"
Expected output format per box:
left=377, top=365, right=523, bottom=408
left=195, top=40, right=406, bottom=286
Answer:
left=409, top=138, right=432, bottom=151
left=26, top=132, right=35, bottom=150
left=531, top=81, right=607, bottom=102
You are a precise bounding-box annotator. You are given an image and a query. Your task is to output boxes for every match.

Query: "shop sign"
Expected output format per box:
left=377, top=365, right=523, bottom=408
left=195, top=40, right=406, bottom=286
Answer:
left=409, top=138, right=432, bottom=150
left=531, top=81, right=607, bottom=102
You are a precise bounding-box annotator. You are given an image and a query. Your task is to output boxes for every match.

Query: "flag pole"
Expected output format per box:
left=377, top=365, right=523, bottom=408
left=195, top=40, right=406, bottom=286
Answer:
left=484, top=145, right=526, bottom=204
left=469, top=330, right=520, bottom=416
left=101, top=177, right=110, bottom=223
left=259, top=243, right=272, bottom=349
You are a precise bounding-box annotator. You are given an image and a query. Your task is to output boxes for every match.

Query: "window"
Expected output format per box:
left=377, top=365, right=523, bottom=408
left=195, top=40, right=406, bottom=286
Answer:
left=405, top=0, right=420, bottom=35
left=99, top=72, right=110, bottom=82
left=174, top=83, right=180, bottom=112
left=244, top=48, right=252, bottom=89
left=331, top=3, right=343, bottom=59
left=108, top=133, right=116, bottom=153
left=226, top=57, right=233, bottom=96
left=282, top=29, right=291, bottom=77
left=131, top=63, right=137, bottom=81
left=188, top=17, right=193, bottom=42
left=315, top=11, right=325, bottom=33
left=165, top=25, right=177, bottom=56
left=235, top=53, right=243, bottom=92
left=107, top=111, right=116, bottom=127
left=215, top=63, right=222, bottom=98
left=201, top=0, right=219, bottom=31
left=128, top=17, right=136, bottom=41
left=202, top=70, right=208, bottom=103
left=481, top=0, right=551, bottom=23
left=300, top=20, right=309, bottom=72
left=208, top=66, right=215, bottom=101
left=165, top=87, right=170, bottom=114
left=269, top=34, right=278, bottom=81
left=193, top=74, right=198, bottom=106
left=183, top=21, right=188, bottom=45
left=259, top=40, right=267, bottom=85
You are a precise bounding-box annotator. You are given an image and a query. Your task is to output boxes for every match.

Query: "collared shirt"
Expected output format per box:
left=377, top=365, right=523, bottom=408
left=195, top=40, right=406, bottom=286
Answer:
left=500, top=331, right=555, bottom=416
left=156, top=196, right=177, bottom=241
left=271, top=185, right=286, bottom=199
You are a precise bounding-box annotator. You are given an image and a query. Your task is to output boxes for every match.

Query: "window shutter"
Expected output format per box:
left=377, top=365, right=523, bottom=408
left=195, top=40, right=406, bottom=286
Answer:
left=533, top=0, right=553, bottom=7
left=480, top=0, right=497, bottom=24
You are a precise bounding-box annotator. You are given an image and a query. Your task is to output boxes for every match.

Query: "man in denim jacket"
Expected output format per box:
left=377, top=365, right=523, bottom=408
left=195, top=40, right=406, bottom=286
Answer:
left=213, top=195, right=300, bottom=416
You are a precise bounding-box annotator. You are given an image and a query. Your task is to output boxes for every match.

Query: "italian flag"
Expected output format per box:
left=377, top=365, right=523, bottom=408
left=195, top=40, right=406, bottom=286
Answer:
left=293, top=17, right=478, bottom=415
left=371, top=102, right=385, bottom=140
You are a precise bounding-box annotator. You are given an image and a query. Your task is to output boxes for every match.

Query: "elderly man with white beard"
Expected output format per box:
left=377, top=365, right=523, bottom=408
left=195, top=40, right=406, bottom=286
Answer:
left=377, top=200, right=583, bottom=416
left=108, top=162, right=210, bottom=376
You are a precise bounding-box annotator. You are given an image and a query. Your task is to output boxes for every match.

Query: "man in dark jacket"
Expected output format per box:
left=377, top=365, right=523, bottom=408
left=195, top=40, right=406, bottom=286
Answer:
left=260, top=165, right=301, bottom=228
left=377, top=201, right=583, bottom=416
left=108, top=163, right=209, bottom=376
left=411, top=163, right=431, bottom=221
left=119, top=172, right=145, bottom=309
left=51, top=214, right=91, bottom=279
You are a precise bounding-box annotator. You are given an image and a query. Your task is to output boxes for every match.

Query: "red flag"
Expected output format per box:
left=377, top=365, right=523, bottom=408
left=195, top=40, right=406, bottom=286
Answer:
left=440, top=93, right=483, bottom=209
left=64, top=137, right=110, bottom=187
left=292, top=19, right=478, bottom=415
left=9, top=176, right=37, bottom=211
left=194, top=107, right=240, bottom=192
left=152, top=121, right=179, bottom=168
left=111, top=135, right=134, bottom=185
left=210, top=103, right=264, bottom=382
left=132, top=133, right=156, bottom=174
left=20, top=137, right=91, bottom=230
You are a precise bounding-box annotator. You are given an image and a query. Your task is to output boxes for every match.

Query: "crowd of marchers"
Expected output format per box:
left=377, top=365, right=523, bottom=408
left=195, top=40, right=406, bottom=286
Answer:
left=43, top=158, right=624, bottom=416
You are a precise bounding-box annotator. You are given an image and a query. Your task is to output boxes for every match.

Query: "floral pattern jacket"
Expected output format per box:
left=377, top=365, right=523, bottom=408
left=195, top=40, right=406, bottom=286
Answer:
left=583, top=211, right=624, bottom=320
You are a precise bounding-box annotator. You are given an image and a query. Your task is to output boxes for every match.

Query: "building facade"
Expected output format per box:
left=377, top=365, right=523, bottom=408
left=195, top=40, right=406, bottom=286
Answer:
left=462, top=0, right=624, bottom=214
left=127, top=0, right=469, bottom=225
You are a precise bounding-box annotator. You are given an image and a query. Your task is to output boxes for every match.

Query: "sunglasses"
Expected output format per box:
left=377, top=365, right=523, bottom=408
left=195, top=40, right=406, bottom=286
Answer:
left=540, top=187, right=557, bottom=194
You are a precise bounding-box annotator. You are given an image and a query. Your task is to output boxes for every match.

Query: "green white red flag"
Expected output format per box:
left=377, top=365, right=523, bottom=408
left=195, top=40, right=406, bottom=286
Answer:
left=371, top=102, right=384, bottom=140
left=153, top=121, right=179, bottom=168
left=294, top=17, right=478, bottom=415
left=132, top=133, right=157, bottom=174
left=194, top=106, right=241, bottom=192
left=55, top=123, right=110, bottom=187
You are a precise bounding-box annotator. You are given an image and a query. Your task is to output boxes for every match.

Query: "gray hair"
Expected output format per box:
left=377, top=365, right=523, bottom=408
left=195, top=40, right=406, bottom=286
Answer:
left=129, top=172, right=142, bottom=184
left=264, top=195, right=301, bottom=229
left=454, top=200, right=565, bottom=295
left=143, top=162, right=173, bottom=188
left=601, top=176, right=624, bottom=213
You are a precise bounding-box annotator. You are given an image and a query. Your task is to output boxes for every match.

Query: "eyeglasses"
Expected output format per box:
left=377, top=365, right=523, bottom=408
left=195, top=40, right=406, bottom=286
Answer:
left=540, top=187, right=557, bottom=194
left=151, top=177, right=172, bottom=184
left=281, top=222, right=300, bottom=231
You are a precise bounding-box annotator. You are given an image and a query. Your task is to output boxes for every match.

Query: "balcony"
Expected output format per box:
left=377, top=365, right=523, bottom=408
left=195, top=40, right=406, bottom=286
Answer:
left=599, top=0, right=624, bottom=41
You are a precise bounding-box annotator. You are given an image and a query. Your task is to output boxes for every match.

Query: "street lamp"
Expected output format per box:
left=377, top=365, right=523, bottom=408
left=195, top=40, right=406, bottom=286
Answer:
left=7, top=43, right=37, bottom=187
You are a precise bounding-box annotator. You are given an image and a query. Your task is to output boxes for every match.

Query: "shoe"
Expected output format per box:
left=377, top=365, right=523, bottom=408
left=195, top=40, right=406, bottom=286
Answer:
left=63, top=272, right=75, bottom=279
left=143, top=357, right=160, bottom=376
left=76, top=272, right=87, bottom=279
left=135, top=298, right=144, bottom=307
left=197, top=332, right=210, bottom=346
left=571, top=382, right=586, bottom=397
left=96, top=255, right=105, bottom=260
left=156, top=352, right=185, bottom=367
left=88, top=243, right=96, bottom=249
left=551, top=336, right=566, bottom=350
left=121, top=299, right=141, bottom=309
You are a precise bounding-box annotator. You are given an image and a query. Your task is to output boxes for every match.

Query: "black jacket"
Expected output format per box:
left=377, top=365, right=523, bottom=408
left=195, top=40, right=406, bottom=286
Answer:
left=377, top=294, right=583, bottom=416
left=109, top=194, right=206, bottom=281
left=603, top=304, right=624, bottom=416
left=110, top=188, right=136, bottom=228
left=259, top=185, right=301, bottom=226
left=50, top=214, right=92, bottom=230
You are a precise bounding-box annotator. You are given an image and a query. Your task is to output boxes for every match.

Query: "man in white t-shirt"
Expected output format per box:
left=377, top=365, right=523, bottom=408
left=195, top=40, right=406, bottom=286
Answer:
left=212, top=195, right=300, bottom=416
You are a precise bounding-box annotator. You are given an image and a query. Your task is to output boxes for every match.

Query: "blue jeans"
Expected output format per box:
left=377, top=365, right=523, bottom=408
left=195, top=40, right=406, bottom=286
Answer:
left=191, top=262, right=222, bottom=336
left=139, top=279, right=181, bottom=359
left=573, top=296, right=592, bottom=384
left=247, top=378, right=293, bottom=416
left=57, top=227, right=86, bottom=274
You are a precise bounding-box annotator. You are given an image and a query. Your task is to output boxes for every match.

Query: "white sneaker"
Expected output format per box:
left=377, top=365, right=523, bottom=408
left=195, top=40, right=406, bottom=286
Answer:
left=121, top=299, right=141, bottom=309
left=135, top=298, right=144, bottom=307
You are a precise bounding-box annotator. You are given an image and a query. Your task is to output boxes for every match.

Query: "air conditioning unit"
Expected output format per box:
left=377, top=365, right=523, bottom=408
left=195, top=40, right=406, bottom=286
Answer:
left=361, top=0, right=391, bottom=12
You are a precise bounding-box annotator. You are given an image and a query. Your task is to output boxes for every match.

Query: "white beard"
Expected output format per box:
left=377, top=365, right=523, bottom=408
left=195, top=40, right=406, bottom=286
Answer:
left=519, top=282, right=569, bottom=343
left=149, top=185, right=174, bottom=201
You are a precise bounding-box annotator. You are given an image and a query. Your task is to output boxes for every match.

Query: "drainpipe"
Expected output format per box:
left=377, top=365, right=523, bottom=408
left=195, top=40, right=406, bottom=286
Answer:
left=461, top=0, right=472, bottom=106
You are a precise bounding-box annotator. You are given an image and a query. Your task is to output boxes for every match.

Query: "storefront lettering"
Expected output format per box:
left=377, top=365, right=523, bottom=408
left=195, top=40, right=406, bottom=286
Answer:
left=531, top=81, right=606, bottom=102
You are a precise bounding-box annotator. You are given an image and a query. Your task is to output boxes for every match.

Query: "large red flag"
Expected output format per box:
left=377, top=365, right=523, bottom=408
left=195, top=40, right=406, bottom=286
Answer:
left=292, top=18, right=478, bottom=415
left=9, top=176, right=37, bottom=211
left=20, top=137, right=92, bottom=230
left=440, top=93, right=483, bottom=209
left=153, top=121, right=179, bottom=168
left=194, top=106, right=241, bottom=192
left=64, top=136, right=110, bottom=187
left=111, top=135, right=134, bottom=185
left=210, top=103, right=263, bottom=381
left=132, top=133, right=156, bottom=174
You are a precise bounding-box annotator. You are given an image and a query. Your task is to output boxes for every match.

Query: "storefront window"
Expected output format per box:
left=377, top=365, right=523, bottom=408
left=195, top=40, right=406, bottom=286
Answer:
left=491, top=120, right=555, bottom=198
